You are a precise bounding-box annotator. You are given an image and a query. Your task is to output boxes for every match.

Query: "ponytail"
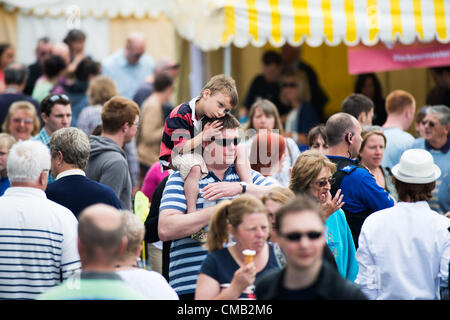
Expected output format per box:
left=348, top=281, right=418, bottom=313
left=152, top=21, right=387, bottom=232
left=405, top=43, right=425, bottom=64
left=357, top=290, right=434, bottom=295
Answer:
left=206, top=199, right=232, bottom=252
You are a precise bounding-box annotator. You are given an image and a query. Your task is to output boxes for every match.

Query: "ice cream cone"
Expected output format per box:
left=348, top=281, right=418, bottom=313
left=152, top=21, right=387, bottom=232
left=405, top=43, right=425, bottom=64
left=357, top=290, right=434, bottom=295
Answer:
left=242, top=249, right=256, bottom=264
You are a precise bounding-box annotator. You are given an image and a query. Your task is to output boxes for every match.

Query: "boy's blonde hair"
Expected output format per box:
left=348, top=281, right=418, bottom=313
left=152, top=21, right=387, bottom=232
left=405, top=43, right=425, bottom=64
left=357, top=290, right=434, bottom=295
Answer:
left=200, top=74, right=238, bottom=108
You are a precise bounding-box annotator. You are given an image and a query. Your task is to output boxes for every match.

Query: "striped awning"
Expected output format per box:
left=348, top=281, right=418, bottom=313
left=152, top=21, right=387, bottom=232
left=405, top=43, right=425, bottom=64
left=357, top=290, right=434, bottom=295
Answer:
left=173, top=0, right=450, bottom=51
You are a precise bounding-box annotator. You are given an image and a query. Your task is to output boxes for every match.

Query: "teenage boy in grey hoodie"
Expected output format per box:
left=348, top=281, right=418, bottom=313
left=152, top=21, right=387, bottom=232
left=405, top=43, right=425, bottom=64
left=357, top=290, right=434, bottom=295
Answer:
left=85, top=97, right=140, bottom=210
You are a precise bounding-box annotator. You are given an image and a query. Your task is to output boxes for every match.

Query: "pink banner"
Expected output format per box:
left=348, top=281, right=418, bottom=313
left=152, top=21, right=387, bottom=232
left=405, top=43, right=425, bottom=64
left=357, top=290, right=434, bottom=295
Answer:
left=348, top=41, right=450, bottom=74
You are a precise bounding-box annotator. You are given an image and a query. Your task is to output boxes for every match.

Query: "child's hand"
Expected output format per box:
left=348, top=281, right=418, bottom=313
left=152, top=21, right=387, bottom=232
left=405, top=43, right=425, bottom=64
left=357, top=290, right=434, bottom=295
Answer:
left=202, top=120, right=223, bottom=141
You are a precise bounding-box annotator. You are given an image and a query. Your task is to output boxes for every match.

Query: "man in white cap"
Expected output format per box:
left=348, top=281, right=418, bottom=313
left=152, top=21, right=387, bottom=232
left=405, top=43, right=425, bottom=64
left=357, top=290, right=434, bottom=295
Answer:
left=355, top=149, right=450, bottom=300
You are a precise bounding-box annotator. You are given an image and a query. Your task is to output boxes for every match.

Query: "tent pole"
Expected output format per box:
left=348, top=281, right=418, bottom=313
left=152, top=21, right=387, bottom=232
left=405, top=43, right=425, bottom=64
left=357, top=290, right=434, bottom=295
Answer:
left=189, top=43, right=204, bottom=98
left=223, top=46, right=231, bottom=76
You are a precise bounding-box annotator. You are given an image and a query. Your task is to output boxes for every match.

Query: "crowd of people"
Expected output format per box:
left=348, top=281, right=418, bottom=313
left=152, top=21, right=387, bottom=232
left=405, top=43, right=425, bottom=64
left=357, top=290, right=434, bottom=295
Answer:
left=0, top=30, right=449, bottom=301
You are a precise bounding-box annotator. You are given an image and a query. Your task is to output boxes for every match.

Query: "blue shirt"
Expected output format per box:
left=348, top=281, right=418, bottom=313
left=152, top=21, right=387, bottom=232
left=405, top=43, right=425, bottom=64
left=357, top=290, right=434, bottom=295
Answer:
left=0, top=176, right=10, bottom=196
left=31, top=128, right=56, bottom=184
left=45, top=174, right=122, bottom=218
left=410, top=137, right=450, bottom=214
left=200, top=243, right=280, bottom=299
left=159, top=166, right=272, bottom=296
left=325, top=209, right=358, bottom=281
left=381, top=127, right=415, bottom=169
left=328, top=156, right=395, bottom=215
left=102, top=49, right=155, bottom=99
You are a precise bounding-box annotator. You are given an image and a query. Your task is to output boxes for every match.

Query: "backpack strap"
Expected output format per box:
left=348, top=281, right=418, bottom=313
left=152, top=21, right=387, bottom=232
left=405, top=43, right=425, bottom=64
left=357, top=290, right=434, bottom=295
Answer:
left=329, top=157, right=366, bottom=197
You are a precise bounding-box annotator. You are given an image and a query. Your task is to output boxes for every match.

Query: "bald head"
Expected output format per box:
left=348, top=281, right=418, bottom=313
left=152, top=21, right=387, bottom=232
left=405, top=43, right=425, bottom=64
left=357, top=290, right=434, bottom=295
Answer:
left=125, top=32, right=146, bottom=65
left=52, top=42, right=71, bottom=65
left=78, top=204, right=126, bottom=266
left=155, top=57, right=179, bottom=79
left=79, top=204, right=122, bottom=231
left=325, top=112, right=360, bottom=147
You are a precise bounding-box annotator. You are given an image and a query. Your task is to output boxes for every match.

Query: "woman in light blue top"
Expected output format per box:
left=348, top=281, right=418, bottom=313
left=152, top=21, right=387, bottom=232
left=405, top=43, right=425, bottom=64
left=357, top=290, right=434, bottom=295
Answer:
left=289, top=150, right=359, bottom=281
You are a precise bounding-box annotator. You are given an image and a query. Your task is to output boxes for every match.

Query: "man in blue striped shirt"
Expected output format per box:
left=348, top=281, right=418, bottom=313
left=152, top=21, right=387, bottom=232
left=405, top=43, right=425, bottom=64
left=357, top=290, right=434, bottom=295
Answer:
left=158, top=114, right=274, bottom=300
left=0, top=140, right=80, bottom=300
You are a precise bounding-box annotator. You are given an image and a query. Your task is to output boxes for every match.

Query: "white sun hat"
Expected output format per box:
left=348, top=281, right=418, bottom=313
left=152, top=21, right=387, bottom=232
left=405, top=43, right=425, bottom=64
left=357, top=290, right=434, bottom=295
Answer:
left=391, top=149, right=441, bottom=184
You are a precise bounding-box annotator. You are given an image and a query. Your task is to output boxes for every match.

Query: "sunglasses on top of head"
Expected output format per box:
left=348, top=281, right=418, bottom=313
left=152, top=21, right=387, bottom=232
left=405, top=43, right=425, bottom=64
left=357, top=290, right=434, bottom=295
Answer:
left=210, top=136, right=241, bottom=147
left=48, top=94, right=70, bottom=103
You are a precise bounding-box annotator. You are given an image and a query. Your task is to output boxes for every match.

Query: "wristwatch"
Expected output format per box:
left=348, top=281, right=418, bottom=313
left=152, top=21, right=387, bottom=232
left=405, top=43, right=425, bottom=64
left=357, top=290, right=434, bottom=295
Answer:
left=240, top=182, right=247, bottom=194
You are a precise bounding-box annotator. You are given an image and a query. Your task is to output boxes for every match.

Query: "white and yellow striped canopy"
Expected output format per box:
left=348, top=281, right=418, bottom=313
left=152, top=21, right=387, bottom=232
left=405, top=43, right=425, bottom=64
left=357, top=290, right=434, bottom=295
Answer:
left=173, top=0, right=450, bottom=51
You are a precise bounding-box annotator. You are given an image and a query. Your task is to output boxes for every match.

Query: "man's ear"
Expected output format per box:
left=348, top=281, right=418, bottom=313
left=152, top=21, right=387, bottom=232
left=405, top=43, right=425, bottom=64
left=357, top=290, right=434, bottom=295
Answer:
left=121, top=122, right=130, bottom=133
left=357, top=113, right=366, bottom=124
left=117, top=236, right=129, bottom=257
left=41, top=112, right=48, bottom=123
left=39, top=170, right=49, bottom=190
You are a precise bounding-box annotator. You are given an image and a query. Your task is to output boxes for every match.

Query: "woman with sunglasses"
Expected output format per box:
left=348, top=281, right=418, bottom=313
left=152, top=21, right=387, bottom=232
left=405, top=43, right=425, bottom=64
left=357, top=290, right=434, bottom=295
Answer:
left=280, top=68, right=319, bottom=147
left=195, top=194, right=281, bottom=300
left=359, top=129, right=398, bottom=201
left=245, top=99, right=300, bottom=187
left=290, top=150, right=358, bottom=281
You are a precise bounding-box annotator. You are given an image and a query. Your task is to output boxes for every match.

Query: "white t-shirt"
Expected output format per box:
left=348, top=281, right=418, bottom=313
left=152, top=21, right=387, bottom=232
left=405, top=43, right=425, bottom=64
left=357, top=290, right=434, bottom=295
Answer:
left=117, top=268, right=179, bottom=300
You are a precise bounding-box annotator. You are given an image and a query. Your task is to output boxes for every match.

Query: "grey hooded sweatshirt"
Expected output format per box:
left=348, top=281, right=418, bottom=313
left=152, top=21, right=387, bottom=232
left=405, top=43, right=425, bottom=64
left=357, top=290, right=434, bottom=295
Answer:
left=85, top=135, right=132, bottom=210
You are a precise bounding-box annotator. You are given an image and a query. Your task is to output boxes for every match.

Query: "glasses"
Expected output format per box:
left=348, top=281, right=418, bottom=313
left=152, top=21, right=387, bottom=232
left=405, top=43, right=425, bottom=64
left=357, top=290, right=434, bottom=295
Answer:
left=280, top=231, right=323, bottom=242
left=12, top=117, right=33, bottom=124
left=48, top=94, right=70, bottom=103
left=281, top=82, right=297, bottom=88
left=211, top=136, right=241, bottom=147
left=311, top=177, right=335, bottom=188
left=421, top=120, right=436, bottom=128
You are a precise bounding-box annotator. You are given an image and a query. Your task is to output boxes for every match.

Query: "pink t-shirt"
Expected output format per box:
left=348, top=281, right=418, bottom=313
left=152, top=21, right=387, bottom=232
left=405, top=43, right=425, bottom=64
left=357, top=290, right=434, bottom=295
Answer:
left=141, top=162, right=169, bottom=202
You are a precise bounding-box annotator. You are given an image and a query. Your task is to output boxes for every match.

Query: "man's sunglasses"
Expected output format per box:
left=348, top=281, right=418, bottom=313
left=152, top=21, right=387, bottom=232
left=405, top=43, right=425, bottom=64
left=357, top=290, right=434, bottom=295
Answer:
left=211, top=136, right=241, bottom=146
left=421, top=120, right=436, bottom=128
left=280, top=231, right=323, bottom=242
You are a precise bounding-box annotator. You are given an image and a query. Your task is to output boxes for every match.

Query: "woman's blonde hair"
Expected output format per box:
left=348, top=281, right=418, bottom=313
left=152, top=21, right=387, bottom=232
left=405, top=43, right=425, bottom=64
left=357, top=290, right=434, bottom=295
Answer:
left=359, top=129, right=386, bottom=157
left=0, top=133, right=16, bottom=150
left=118, top=210, right=145, bottom=261
left=206, top=194, right=269, bottom=252
left=87, top=76, right=119, bottom=106
left=2, top=101, right=40, bottom=136
left=261, top=186, right=295, bottom=205
left=289, top=150, right=336, bottom=193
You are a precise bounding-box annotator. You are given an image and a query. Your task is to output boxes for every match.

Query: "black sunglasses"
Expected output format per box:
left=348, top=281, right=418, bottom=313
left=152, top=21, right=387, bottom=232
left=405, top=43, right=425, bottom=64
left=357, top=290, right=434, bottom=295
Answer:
left=48, top=94, right=70, bottom=103
left=281, top=82, right=297, bottom=88
left=280, top=231, right=323, bottom=242
left=211, top=136, right=241, bottom=146
left=421, top=120, right=436, bottom=128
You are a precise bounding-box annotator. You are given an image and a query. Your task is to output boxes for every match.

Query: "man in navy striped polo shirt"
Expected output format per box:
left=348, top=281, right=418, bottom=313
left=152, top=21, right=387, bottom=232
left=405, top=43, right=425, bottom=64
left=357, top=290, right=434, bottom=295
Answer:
left=0, top=140, right=80, bottom=300
left=158, top=113, right=274, bottom=300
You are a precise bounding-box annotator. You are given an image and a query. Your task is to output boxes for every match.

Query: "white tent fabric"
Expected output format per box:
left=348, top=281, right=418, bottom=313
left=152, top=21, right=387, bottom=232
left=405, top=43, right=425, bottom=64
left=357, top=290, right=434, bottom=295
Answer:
left=17, top=13, right=109, bottom=65
left=1, top=0, right=168, bottom=18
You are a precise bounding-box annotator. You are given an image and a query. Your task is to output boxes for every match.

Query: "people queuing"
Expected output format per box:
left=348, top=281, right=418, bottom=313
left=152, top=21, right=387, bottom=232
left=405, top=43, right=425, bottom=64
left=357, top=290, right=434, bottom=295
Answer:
left=0, top=37, right=448, bottom=302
